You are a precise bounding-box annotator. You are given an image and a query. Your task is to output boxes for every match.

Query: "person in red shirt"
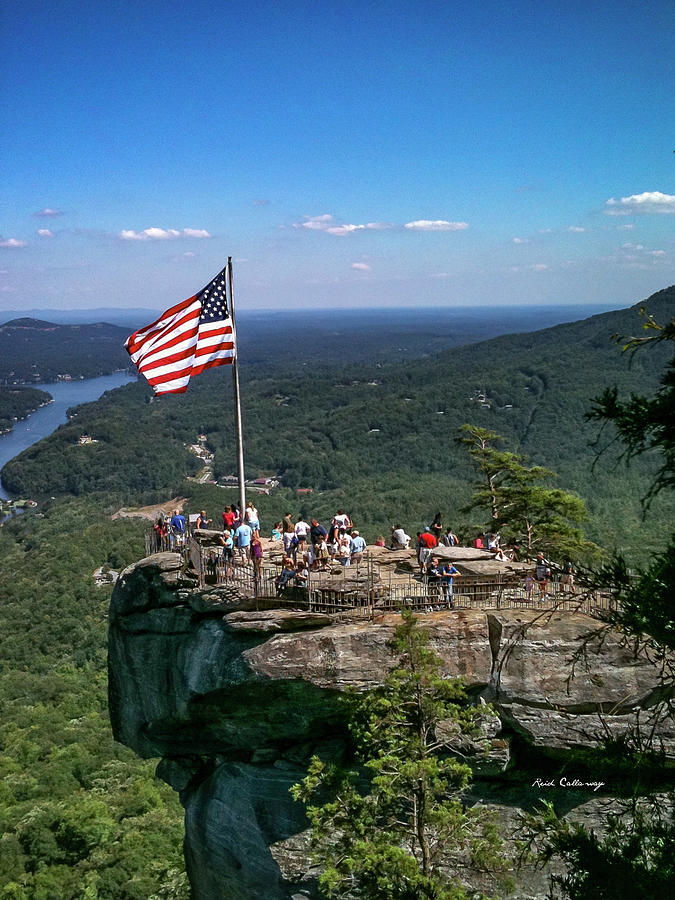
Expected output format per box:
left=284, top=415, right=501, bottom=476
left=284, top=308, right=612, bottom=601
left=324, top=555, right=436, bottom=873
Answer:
left=417, top=528, right=438, bottom=572
left=222, top=506, right=236, bottom=531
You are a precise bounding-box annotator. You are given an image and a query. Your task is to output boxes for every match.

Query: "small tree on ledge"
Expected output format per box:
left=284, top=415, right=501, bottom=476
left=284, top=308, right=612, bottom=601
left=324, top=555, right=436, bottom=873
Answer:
left=291, top=609, right=511, bottom=900
left=457, top=424, right=598, bottom=563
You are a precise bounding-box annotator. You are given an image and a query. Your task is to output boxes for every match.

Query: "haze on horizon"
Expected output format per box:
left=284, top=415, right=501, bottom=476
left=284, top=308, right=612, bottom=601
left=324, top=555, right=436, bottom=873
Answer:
left=1, top=0, right=673, bottom=314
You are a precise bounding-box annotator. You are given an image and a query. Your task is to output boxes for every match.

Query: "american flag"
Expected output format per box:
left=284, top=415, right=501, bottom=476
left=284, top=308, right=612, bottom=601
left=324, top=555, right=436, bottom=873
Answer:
left=125, top=266, right=235, bottom=395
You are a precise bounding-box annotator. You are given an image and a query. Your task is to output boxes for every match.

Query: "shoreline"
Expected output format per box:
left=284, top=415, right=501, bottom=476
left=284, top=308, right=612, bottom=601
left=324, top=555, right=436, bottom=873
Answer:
left=0, top=397, right=54, bottom=436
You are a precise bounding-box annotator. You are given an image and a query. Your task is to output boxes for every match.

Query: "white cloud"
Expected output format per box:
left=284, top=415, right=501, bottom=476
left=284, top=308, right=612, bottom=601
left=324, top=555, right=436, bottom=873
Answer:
left=351, top=262, right=371, bottom=271
left=328, top=222, right=392, bottom=236
left=605, top=191, right=675, bottom=215
left=119, top=227, right=209, bottom=241
left=295, top=215, right=392, bottom=236
left=294, top=214, right=334, bottom=231
left=566, top=226, right=587, bottom=232
left=513, top=237, right=529, bottom=244
left=295, top=215, right=467, bottom=235
left=145, top=227, right=180, bottom=240
left=34, top=207, right=62, bottom=218
left=428, top=272, right=450, bottom=279
left=327, top=224, right=366, bottom=235
left=651, top=249, right=666, bottom=257
left=120, top=227, right=180, bottom=241
left=37, top=228, right=54, bottom=237
left=622, top=242, right=644, bottom=250
left=618, top=223, right=636, bottom=230
left=0, top=237, right=27, bottom=248
left=404, top=219, right=468, bottom=231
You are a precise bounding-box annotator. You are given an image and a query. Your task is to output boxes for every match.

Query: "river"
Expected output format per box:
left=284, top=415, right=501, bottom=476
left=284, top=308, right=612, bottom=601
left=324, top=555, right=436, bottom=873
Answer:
left=0, top=372, right=136, bottom=500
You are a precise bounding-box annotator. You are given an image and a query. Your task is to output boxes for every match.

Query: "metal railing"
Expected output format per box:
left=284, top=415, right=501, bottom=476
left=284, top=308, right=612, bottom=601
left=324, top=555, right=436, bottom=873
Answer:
left=143, top=531, right=612, bottom=620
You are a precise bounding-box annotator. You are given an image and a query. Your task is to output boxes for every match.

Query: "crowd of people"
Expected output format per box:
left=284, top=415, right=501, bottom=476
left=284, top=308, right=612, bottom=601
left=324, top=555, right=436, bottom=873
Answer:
left=152, top=503, right=575, bottom=601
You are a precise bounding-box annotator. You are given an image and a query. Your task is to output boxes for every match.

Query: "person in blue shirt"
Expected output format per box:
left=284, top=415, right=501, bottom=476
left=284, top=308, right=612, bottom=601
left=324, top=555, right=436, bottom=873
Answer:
left=350, top=531, right=367, bottom=566
left=170, top=509, right=186, bottom=548
left=429, top=556, right=459, bottom=608
left=219, top=529, right=235, bottom=578
left=196, top=510, right=211, bottom=530
left=234, top=521, right=252, bottom=561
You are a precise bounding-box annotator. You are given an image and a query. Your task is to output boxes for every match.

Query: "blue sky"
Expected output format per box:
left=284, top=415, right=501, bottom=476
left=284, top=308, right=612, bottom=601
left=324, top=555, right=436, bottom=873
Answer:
left=1, top=0, right=673, bottom=312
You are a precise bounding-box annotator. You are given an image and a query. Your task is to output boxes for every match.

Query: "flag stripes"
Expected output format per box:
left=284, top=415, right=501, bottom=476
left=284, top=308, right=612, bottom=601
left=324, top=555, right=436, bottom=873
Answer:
left=125, top=266, right=235, bottom=395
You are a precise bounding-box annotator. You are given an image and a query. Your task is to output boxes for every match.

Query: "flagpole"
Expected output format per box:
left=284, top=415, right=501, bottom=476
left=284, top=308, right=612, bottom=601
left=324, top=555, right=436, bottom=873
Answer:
left=227, top=257, right=246, bottom=516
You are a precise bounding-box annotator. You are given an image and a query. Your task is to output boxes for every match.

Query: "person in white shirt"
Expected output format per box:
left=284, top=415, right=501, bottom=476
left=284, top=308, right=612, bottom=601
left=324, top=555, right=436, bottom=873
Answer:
left=390, top=524, right=410, bottom=549
left=245, top=501, right=260, bottom=535
left=337, top=531, right=352, bottom=566
left=330, top=509, right=354, bottom=538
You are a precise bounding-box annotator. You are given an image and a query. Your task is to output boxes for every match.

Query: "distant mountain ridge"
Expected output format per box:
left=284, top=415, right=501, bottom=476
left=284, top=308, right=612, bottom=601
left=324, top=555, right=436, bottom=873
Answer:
left=0, top=318, right=132, bottom=384
left=2, top=286, right=673, bottom=559
left=0, top=317, right=129, bottom=333
left=1, top=318, right=63, bottom=329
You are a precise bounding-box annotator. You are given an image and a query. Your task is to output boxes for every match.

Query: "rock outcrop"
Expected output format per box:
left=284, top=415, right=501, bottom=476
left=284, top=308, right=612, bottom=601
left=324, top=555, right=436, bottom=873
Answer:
left=108, top=552, right=673, bottom=900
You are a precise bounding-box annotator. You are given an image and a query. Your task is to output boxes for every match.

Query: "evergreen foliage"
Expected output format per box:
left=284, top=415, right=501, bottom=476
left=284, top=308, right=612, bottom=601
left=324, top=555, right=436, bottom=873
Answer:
left=587, top=310, right=675, bottom=505
left=0, top=388, right=52, bottom=434
left=520, top=799, right=675, bottom=900
left=3, top=288, right=672, bottom=561
left=0, top=499, right=189, bottom=899
left=0, top=320, right=131, bottom=384
left=457, top=425, right=599, bottom=562
left=586, top=307, right=675, bottom=655
left=0, top=288, right=673, bottom=897
left=292, top=609, right=511, bottom=899
left=520, top=306, right=675, bottom=899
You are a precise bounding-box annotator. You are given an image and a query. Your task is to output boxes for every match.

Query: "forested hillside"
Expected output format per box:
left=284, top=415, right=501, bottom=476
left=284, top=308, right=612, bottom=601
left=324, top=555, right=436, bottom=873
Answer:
left=3, top=287, right=672, bottom=559
left=0, top=319, right=132, bottom=384
left=0, top=287, right=673, bottom=897
left=0, top=499, right=188, bottom=898
left=0, top=387, right=52, bottom=433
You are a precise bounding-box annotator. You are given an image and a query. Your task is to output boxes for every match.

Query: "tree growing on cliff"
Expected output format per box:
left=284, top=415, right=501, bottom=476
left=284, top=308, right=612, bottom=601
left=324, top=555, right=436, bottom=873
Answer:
left=292, top=609, right=510, bottom=900
left=457, top=424, right=597, bottom=562
left=585, top=311, right=675, bottom=651
left=520, top=308, right=675, bottom=900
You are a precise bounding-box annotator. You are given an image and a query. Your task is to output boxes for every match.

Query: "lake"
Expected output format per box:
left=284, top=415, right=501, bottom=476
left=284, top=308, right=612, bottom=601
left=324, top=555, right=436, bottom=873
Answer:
left=0, top=372, right=136, bottom=499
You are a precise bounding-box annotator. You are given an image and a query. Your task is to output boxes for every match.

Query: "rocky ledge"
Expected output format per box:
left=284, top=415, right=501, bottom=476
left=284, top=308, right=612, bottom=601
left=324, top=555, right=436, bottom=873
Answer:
left=108, top=552, right=673, bottom=900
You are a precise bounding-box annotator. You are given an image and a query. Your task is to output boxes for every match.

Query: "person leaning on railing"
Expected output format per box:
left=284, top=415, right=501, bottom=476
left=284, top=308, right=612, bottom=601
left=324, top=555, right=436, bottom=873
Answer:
left=275, top=557, right=296, bottom=594
left=390, top=524, right=410, bottom=549
left=219, top=530, right=235, bottom=578
left=535, top=552, right=552, bottom=597
left=251, top=534, right=263, bottom=576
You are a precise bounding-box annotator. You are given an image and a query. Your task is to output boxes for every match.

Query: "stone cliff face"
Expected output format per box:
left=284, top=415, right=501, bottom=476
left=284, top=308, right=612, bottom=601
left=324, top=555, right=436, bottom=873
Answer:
left=108, top=553, right=673, bottom=900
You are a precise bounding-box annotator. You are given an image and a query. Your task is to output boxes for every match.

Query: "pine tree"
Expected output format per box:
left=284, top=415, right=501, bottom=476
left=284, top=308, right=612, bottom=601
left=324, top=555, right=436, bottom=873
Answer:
left=457, top=424, right=597, bottom=562
left=292, top=609, right=511, bottom=900
left=520, top=308, right=675, bottom=900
